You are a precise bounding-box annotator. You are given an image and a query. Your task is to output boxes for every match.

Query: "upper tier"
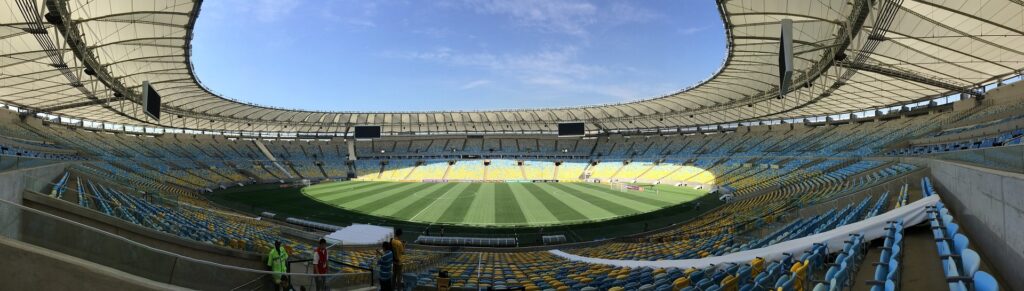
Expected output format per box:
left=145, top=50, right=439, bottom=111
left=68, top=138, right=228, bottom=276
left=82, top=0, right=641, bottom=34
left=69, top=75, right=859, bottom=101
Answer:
left=0, top=0, right=1020, bottom=133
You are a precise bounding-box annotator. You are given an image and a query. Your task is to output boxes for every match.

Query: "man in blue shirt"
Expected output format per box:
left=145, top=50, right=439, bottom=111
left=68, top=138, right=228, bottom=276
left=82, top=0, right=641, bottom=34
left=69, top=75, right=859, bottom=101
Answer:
left=377, top=241, right=394, bottom=291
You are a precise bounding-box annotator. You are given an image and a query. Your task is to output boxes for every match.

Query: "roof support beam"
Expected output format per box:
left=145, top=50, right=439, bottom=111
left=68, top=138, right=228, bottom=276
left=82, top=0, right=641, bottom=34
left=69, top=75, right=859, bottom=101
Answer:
left=44, top=0, right=150, bottom=124
left=26, top=95, right=129, bottom=115
left=834, top=60, right=983, bottom=97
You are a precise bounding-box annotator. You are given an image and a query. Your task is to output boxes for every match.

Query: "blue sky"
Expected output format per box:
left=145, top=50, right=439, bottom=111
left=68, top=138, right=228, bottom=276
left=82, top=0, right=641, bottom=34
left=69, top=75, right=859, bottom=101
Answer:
left=191, top=0, right=725, bottom=112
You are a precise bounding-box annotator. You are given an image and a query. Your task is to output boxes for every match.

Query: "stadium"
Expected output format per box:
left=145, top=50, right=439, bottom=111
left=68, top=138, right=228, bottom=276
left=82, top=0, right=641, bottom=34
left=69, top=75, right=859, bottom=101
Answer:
left=0, top=0, right=1021, bottom=290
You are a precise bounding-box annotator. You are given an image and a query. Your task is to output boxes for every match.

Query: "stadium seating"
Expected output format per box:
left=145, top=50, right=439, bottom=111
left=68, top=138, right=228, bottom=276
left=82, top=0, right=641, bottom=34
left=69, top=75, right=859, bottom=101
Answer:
left=927, top=198, right=999, bottom=291
left=556, top=160, right=588, bottom=181
left=864, top=219, right=903, bottom=291
left=379, top=160, right=417, bottom=180
left=2, top=102, right=1014, bottom=290
left=486, top=159, right=523, bottom=180
left=405, top=160, right=448, bottom=180
left=522, top=160, right=555, bottom=180
left=447, top=160, right=484, bottom=180
left=0, top=103, right=958, bottom=190
left=887, top=128, right=1024, bottom=156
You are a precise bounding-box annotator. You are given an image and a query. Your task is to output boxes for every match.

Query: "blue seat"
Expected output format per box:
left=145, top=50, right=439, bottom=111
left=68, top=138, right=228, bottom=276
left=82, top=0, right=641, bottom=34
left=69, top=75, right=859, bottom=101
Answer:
left=973, top=271, right=999, bottom=291
left=881, top=280, right=896, bottom=291
left=736, top=265, right=752, bottom=284
left=829, top=266, right=849, bottom=291
left=774, top=274, right=794, bottom=291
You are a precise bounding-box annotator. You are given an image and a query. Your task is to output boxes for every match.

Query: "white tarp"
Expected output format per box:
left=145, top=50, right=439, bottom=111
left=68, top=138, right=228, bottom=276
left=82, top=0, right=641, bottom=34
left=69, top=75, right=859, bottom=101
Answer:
left=551, top=195, right=939, bottom=269
left=324, top=224, right=393, bottom=246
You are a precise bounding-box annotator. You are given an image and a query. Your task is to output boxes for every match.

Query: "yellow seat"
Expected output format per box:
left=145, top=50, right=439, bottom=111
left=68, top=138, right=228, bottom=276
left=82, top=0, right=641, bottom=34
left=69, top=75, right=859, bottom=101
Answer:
left=672, top=277, right=691, bottom=291
left=791, top=261, right=809, bottom=291
left=720, top=275, right=738, bottom=291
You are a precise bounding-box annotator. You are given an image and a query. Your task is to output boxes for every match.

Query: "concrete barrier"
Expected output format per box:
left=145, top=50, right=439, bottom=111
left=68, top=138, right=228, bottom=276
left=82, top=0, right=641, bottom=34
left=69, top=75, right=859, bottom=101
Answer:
left=0, top=162, right=67, bottom=239
left=925, top=159, right=1024, bottom=291
left=18, top=192, right=273, bottom=290
left=0, top=236, right=187, bottom=290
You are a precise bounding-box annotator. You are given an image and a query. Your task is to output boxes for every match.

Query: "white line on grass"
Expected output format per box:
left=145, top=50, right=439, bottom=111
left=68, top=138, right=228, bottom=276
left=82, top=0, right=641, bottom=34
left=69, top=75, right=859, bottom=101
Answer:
left=408, top=185, right=464, bottom=222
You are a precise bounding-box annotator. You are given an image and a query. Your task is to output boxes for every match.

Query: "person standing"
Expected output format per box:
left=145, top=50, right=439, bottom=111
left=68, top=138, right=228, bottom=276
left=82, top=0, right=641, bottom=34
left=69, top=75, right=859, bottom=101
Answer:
left=312, top=238, right=329, bottom=291
left=390, top=228, right=405, bottom=289
left=377, top=241, right=394, bottom=291
left=267, top=241, right=289, bottom=290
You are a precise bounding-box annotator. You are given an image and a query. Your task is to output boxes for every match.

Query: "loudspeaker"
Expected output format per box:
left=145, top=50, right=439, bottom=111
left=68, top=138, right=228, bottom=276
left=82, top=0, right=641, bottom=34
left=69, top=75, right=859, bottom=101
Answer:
left=778, top=19, right=793, bottom=98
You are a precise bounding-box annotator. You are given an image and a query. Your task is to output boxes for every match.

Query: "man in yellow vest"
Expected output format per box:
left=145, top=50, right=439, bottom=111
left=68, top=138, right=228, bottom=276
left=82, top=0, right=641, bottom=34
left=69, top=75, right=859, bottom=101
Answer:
left=390, top=228, right=405, bottom=288
left=267, top=240, right=289, bottom=289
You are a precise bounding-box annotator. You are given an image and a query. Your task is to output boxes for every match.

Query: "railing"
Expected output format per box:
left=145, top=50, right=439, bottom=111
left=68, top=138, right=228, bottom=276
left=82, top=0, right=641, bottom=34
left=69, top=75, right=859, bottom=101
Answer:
left=0, top=197, right=371, bottom=290
left=792, top=167, right=926, bottom=221
left=929, top=144, right=1024, bottom=174
left=287, top=258, right=374, bottom=289
left=0, top=155, right=68, bottom=173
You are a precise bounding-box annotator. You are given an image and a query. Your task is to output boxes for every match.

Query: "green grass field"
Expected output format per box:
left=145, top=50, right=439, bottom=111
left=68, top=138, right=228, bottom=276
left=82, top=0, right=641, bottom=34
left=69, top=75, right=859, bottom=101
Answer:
left=300, top=181, right=706, bottom=227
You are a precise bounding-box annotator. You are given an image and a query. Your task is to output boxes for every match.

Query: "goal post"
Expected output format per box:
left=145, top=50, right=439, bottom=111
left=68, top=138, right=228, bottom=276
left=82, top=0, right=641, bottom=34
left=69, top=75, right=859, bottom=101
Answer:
left=611, top=182, right=650, bottom=192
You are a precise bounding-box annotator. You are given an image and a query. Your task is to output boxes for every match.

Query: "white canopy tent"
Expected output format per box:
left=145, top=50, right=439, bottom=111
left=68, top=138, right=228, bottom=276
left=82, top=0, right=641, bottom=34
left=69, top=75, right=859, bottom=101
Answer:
left=324, top=224, right=393, bottom=246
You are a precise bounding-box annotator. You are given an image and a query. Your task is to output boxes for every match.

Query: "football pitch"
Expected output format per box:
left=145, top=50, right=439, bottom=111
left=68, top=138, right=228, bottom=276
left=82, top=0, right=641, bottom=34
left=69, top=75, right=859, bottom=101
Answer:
left=301, top=181, right=707, bottom=227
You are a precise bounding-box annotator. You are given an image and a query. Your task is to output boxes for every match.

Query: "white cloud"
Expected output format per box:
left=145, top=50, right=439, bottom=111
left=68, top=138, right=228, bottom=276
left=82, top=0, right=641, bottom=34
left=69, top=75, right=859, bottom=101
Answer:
left=201, top=0, right=300, bottom=23
left=678, top=26, right=707, bottom=35
left=454, top=0, right=660, bottom=37
left=459, top=79, right=492, bottom=90
left=320, top=0, right=382, bottom=29
left=381, top=46, right=605, bottom=84
left=604, top=1, right=660, bottom=26
left=379, top=46, right=676, bottom=103
left=251, top=0, right=300, bottom=22
left=462, top=0, right=598, bottom=36
left=412, top=27, right=453, bottom=38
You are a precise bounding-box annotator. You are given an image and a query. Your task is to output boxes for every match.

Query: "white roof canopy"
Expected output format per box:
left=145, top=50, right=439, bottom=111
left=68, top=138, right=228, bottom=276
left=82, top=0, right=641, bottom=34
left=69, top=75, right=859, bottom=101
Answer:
left=2, top=0, right=1022, bottom=134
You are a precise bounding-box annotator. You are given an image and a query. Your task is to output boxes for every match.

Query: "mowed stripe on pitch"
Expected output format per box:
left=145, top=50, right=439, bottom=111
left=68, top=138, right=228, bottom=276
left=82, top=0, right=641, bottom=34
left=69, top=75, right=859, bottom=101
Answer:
left=561, top=183, right=672, bottom=209
left=533, top=183, right=618, bottom=219
left=304, top=181, right=378, bottom=196
left=547, top=183, right=642, bottom=215
left=493, top=183, right=527, bottom=225
left=306, top=181, right=397, bottom=201
left=303, top=182, right=371, bottom=199
left=322, top=182, right=412, bottom=205
left=651, top=185, right=707, bottom=198
left=520, top=183, right=589, bottom=222
left=384, top=183, right=460, bottom=218
left=463, top=183, right=496, bottom=224
left=401, top=183, right=470, bottom=222
left=573, top=182, right=697, bottom=205
left=304, top=182, right=388, bottom=203
left=302, top=180, right=364, bottom=192
left=437, top=183, right=482, bottom=223
left=328, top=182, right=423, bottom=209
left=506, top=183, right=558, bottom=224
left=372, top=183, right=449, bottom=217
left=350, top=182, right=437, bottom=213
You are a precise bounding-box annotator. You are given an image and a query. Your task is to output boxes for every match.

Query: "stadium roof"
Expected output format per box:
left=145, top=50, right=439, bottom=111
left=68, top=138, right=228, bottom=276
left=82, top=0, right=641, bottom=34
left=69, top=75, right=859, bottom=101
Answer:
left=2, top=0, right=1023, bottom=134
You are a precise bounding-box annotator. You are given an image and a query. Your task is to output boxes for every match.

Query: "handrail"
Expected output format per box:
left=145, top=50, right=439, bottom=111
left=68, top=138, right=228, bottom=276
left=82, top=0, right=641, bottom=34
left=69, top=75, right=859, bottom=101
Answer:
left=0, top=197, right=359, bottom=278
left=288, top=258, right=374, bottom=273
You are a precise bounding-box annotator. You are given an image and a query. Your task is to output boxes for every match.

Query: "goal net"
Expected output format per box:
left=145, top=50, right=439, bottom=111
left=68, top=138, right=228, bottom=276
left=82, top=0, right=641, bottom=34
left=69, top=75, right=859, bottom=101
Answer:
left=610, top=182, right=657, bottom=194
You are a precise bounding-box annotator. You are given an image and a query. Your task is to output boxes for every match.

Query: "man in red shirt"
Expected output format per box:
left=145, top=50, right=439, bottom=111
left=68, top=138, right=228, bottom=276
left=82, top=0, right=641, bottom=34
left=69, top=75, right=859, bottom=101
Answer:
left=313, top=238, right=329, bottom=291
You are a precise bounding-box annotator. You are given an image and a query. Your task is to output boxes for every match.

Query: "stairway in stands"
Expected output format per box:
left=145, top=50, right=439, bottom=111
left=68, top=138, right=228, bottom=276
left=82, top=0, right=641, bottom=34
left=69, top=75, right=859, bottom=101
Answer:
left=316, top=162, right=329, bottom=178
left=441, top=162, right=453, bottom=180
left=607, top=161, right=627, bottom=180
left=402, top=162, right=420, bottom=180
left=252, top=140, right=293, bottom=179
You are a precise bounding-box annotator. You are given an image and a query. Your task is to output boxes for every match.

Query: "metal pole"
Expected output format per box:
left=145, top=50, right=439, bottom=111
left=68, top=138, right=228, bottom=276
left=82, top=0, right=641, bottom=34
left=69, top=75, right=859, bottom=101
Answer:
left=477, top=253, right=482, bottom=291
